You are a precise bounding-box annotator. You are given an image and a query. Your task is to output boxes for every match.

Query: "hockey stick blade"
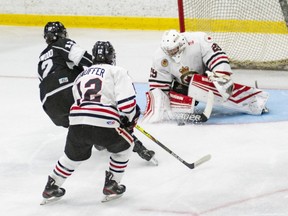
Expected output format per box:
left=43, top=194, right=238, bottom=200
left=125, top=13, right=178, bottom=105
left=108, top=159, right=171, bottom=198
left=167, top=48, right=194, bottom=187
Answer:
left=186, top=90, right=214, bottom=124
left=135, top=125, right=211, bottom=169
left=202, top=90, right=214, bottom=119
left=183, top=154, right=211, bottom=169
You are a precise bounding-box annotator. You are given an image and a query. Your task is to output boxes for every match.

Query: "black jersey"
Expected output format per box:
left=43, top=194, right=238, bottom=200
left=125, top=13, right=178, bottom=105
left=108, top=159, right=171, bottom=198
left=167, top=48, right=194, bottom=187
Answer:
left=38, top=38, right=92, bottom=80
left=38, top=38, right=92, bottom=104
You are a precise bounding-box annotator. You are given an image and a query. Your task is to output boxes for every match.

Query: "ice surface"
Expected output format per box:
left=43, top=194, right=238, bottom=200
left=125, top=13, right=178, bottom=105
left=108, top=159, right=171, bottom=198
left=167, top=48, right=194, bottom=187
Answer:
left=0, top=26, right=288, bottom=216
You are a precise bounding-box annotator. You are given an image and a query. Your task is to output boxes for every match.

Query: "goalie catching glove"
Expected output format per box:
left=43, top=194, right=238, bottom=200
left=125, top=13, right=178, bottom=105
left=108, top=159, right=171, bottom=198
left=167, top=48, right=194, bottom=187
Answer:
left=206, top=70, right=234, bottom=101
left=120, top=104, right=141, bottom=133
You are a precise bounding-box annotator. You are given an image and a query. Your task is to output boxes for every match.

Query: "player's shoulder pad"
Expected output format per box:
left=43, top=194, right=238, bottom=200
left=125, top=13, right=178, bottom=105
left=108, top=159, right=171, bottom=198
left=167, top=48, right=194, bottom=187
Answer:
left=110, top=65, right=128, bottom=76
left=184, top=32, right=214, bottom=44
left=53, top=38, right=76, bottom=49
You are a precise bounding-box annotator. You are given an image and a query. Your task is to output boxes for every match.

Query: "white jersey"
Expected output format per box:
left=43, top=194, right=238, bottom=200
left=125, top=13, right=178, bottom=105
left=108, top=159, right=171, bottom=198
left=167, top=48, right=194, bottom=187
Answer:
left=149, top=32, right=232, bottom=92
left=69, top=63, right=137, bottom=128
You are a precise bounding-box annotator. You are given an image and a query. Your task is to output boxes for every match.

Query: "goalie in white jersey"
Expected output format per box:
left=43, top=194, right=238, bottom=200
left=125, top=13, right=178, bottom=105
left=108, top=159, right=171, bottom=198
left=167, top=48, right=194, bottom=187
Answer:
left=41, top=41, right=151, bottom=204
left=143, top=29, right=269, bottom=123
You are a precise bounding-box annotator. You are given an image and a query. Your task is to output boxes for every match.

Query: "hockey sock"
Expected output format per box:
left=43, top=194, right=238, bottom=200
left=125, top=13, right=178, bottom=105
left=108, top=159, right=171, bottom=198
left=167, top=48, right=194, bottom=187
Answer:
left=109, top=148, right=131, bottom=183
left=51, top=154, right=82, bottom=186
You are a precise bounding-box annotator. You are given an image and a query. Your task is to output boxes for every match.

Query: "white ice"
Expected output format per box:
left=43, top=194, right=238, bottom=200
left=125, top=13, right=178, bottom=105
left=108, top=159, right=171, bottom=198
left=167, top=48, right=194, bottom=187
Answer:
left=0, top=26, right=288, bottom=216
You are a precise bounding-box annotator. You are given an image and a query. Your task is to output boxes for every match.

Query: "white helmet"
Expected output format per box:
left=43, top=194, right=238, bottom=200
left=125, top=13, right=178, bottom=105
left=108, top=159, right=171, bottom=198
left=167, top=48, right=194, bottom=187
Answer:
left=160, top=29, right=187, bottom=63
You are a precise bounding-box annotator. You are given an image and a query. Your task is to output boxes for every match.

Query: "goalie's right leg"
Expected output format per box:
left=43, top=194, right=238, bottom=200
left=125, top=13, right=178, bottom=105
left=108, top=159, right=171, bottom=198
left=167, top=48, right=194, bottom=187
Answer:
left=142, top=88, right=197, bottom=123
left=142, top=88, right=172, bottom=123
left=188, top=74, right=269, bottom=115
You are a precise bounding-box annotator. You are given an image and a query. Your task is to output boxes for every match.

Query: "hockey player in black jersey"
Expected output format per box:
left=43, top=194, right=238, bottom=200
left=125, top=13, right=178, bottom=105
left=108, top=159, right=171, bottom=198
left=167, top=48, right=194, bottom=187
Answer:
left=37, top=21, right=156, bottom=163
left=38, top=21, right=93, bottom=128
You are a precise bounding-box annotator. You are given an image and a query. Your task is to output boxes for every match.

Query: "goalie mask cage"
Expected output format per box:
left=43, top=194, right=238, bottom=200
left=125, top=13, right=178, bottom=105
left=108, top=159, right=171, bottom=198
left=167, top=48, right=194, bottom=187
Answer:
left=178, top=0, right=288, bottom=70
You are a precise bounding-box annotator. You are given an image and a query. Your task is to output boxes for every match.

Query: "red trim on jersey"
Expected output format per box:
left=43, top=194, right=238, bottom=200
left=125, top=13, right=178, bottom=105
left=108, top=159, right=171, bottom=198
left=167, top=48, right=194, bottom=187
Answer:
left=70, top=105, right=119, bottom=117
left=208, top=56, right=229, bottom=69
left=118, top=99, right=136, bottom=111
left=116, top=127, right=134, bottom=143
left=149, top=84, right=170, bottom=89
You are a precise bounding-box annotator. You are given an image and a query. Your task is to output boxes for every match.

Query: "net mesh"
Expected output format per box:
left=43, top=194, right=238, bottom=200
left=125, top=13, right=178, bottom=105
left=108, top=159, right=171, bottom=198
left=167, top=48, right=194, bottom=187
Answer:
left=180, top=0, right=288, bottom=70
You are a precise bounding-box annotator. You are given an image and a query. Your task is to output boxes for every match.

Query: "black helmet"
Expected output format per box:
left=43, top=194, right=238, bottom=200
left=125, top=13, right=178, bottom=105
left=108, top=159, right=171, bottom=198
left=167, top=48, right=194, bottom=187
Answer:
left=44, top=21, right=67, bottom=44
left=92, top=41, right=116, bottom=65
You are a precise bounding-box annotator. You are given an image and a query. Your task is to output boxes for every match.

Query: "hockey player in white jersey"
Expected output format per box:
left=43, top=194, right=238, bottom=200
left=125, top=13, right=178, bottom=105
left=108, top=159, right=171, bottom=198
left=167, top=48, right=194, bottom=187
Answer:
left=41, top=41, right=150, bottom=204
left=143, top=29, right=269, bottom=123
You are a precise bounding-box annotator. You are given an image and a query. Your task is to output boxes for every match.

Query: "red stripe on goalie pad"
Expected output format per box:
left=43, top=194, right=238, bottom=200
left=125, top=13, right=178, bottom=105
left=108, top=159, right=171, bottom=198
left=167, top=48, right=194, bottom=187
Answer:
left=189, top=74, right=269, bottom=115
left=143, top=91, right=154, bottom=117
left=169, top=91, right=193, bottom=105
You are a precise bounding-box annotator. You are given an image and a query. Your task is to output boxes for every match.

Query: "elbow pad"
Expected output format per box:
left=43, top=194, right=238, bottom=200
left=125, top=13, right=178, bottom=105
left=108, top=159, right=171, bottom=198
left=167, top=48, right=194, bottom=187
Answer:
left=79, top=51, right=93, bottom=67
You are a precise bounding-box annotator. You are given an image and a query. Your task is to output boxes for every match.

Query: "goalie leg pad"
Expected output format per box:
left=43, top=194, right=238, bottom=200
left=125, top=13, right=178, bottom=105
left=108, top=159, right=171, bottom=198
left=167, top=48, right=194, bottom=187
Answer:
left=169, top=90, right=195, bottom=114
left=142, top=88, right=172, bottom=123
left=188, top=74, right=269, bottom=115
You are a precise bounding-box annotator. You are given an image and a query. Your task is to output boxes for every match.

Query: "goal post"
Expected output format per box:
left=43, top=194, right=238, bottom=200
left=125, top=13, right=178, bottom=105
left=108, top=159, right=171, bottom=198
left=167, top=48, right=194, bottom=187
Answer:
left=178, top=0, right=288, bottom=70
left=177, top=0, right=185, bottom=32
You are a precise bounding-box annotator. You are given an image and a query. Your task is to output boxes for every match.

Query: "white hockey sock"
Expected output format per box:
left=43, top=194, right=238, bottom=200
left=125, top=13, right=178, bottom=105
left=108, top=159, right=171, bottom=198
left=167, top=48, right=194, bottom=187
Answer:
left=51, top=154, right=82, bottom=186
left=109, top=148, right=132, bottom=183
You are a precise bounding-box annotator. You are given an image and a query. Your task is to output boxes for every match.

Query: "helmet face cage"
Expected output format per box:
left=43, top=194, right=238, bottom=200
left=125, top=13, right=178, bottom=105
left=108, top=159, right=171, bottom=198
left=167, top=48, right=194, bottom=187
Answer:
left=44, top=21, right=67, bottom=44
left=92, top=41, right=116, bottom=65
left=160, top=30, right=187, bottom=63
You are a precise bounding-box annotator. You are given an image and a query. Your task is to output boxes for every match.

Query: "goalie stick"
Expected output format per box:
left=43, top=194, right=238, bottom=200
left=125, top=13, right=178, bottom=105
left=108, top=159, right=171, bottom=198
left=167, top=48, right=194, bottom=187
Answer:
left=135, top=124, right=211, bottom=169
left=176, top=90, right=214, bottom=125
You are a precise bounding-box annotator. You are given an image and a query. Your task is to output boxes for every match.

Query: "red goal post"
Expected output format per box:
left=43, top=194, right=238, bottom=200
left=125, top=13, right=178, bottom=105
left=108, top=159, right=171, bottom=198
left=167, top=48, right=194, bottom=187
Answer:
left=177, top=0, right=185, bottom=32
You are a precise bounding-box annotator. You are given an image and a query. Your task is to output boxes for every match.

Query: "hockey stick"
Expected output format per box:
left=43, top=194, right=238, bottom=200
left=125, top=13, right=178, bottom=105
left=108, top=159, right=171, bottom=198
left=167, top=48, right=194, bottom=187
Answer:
left=176, top=90, right=214, bottom=125
left=135, top=124, right=211, bottom=169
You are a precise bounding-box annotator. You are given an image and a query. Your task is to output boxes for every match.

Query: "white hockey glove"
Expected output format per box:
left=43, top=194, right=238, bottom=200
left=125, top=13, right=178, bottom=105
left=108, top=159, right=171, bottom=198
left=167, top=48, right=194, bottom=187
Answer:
left=206, top=71, right=234, bottom=101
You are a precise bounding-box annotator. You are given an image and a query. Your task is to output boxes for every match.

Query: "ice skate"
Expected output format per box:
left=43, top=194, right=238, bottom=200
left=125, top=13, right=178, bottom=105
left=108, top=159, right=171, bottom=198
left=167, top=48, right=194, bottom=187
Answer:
left=102, top=171, right=126, bottom=202
left=40, top=176, right=65, bottom=205
left=133, top=137, right=158, bottom=165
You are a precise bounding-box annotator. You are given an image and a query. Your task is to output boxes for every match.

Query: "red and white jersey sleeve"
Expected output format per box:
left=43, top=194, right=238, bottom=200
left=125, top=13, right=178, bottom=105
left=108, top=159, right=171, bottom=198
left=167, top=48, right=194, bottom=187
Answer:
left=114, top=68, right=137, bottom=122
left=148, top=49, right=174, bottom=93
left=194, top=32, right=232, bottom=74
left=69, top=64, right=137, bottom=128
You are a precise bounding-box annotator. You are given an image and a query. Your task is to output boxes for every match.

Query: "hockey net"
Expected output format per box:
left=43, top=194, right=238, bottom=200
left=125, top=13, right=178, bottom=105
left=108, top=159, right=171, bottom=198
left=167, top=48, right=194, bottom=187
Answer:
left=178, top=0, right=288, bottom=70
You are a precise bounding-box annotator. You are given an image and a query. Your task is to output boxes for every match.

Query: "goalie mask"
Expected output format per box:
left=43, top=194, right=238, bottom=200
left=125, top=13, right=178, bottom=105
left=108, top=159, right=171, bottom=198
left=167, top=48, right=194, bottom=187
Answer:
left=161, top=29, right=187, bottom=63
left=92, top=41, right=116, bottom=65
left=44, top=21, right=67, bottom=44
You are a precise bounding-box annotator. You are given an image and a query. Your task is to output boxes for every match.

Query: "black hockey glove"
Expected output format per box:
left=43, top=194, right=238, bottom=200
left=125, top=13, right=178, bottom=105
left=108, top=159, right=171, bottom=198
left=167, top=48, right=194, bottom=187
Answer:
left=120, top=104, right=141, bottom=133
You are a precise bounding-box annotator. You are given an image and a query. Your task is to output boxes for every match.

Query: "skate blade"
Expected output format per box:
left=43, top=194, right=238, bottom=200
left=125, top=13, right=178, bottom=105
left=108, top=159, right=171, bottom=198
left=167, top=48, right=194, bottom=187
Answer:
left=40, top=196, right=62, bottom=205
left=101, top=194, right=123, bottom=203
left=150, top=156, right=159, bottom=166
